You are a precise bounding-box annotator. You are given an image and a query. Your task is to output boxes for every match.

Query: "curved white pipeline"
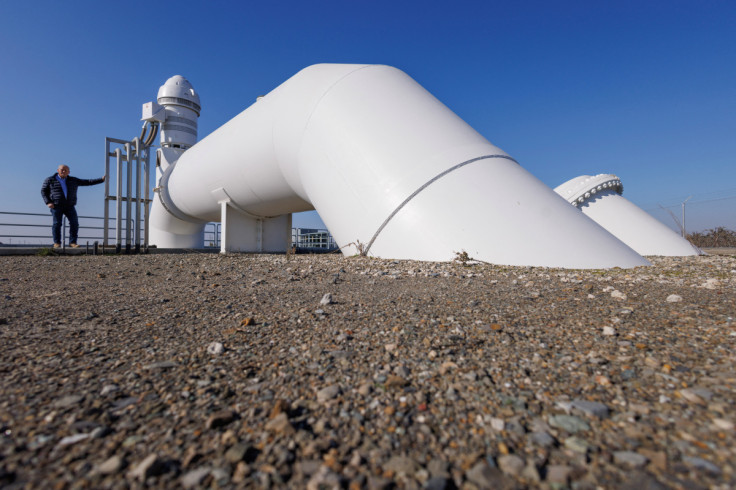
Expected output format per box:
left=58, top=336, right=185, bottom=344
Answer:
left=555, top=174, right=701, bottom=256
left=150, top=64, right=650, bottom=268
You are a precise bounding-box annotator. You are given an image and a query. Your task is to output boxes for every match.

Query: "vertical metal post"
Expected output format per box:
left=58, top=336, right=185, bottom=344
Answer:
left=144, top=148, right=150, bottom=252
left=125, top=142, right=132, bottom=253
left=115, top=148, right=123, bottom=253
left=220, top=201, right=228, bottom=254
left=135, top=140, right=142, bottom=253
left=103, top=139, right=110, bottom=249
left=681, top=196, right=692, bottom=238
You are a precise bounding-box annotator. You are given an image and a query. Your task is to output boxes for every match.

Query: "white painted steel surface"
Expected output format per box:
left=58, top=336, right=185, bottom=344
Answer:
left=151, top=64, right=650, bottom=268
left=555, top=174, right=700, bottom=256
left=157, top=75, right=200, bottom=149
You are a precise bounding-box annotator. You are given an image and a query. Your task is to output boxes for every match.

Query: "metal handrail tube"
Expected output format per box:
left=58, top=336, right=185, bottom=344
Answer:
left=115, top=148, right=123, bottom=253
left=125, top=142, right=132, bottom=253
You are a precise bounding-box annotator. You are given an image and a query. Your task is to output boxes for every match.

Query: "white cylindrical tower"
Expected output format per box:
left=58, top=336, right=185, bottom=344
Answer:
left=555, top=174, right=701, bottom=256
left=157, top=75, right=201, bottom=149
left=148, top=75, right=207, bottom=248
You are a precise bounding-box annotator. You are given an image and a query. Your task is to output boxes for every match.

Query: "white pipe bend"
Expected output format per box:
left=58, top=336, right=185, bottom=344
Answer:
left=151, top=63, right=650, bottom=268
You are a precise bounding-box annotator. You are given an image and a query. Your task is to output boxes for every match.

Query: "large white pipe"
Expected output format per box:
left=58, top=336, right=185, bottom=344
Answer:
left=555, top=174, right=700, bottom=256
left=150, top=64, right=650, bottom=268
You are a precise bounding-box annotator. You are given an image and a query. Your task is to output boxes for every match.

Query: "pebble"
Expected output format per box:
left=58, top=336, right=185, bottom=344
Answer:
left=95, top=455, right=124, bottom=475
left=497, top=454, right=525, bottom=476
left=570, top=399, right=609, bottom=418
left=206, top=410, right=237, bottom=429
left=546, top=465, right=572, bottom=484
left=666, top=294, right=683, bottom=302
left=317, top=384, right=341, bottom=403
left=564, top=436, right=590, bottom=453
left=682, top=456, right=722, bottom=475
left=181, top=467, right=211, bottom=488
left=712, top=418, right=734, bottom=431
left=466, top=461, right=514, bottom=489
left=319, top=293, right=334, bottom=305
left=126, top=453, right=164, bottom=481
left=57, top=433, right=90, bottom=447
left=548, top=415, right=590, bottom=433
left=602, top=326, right=616, bottom=336
left=529, top=431, right=556, bottom=447
left=224, top=442, right=252, bottom=463
left=54, top=394, right=83, bottom=408
left=613, top=451, right=648, bottom=468
left=206, top=341, right=224, bottom=354
left=264, top=412, right=294, bottom=435
left=610, top=290, right=627, bottom=300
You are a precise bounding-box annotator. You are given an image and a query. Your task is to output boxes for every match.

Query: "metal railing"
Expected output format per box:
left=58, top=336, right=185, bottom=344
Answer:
left=0, top=211, right=126, bottom=246
left=0, top=211, right=337, bottom=251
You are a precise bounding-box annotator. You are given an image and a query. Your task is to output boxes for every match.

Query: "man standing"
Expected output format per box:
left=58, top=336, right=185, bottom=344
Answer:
left=41, top=165, right=105, bottom=248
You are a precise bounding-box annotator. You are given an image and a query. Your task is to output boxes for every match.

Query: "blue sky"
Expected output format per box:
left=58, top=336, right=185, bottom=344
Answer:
left=1, top=0, right=734, bottom=238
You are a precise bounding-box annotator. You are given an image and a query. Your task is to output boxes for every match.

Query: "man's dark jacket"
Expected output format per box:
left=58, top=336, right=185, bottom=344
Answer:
left=41, top=175, right=104, bottom=207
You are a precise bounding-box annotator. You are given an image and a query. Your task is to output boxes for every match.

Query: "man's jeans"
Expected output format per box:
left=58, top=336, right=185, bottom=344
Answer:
left=50, top=205, right=79, bottom=245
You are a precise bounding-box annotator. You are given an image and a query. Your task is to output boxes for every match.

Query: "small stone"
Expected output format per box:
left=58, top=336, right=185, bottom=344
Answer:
left=265, top=412, right=294, bottom=435
left=682, top=456, right=722, bottom=475
left=367, top=475, right=393, bottom=490
left=57, top=433, right=90, bottom=447
left=384, top=455, right=419, bottom=476
left=490, top=418, right=505, bottom=432
left=712, top=418, right=734, bottom=431
left=317, top=384, right=341, bottom=403
left=529, top=431, right=555, bottom=447
left=638, top=449, right=667, bottom=471
left=54, top=394, right=83, bottom=409
left=602, top=326, right=616, bottom=336
left=206, top=410, right=237, bottom=429
left=100, top=384, right=119, bottom=396
left=207, top=342, right=224, bottom=355
left=497, top=454, right=525, bottom=476
left=548, top=415, right=590, bottom=433
left=564, top=436, right=590, bottom=453
left=679, top=388, right=707, bottom=404
left=611, top=290, right=627, bottom=300
left=384, top=343, right=397, bottom=352
left=127, top=453, right=164, bottom=480
left=232, top=462, right=251, bottom=483
left=384, top=375, right=408, bottom=388
left=95, top=455, right=124, bottom=475
left=307, top=465, right=342, bottom=490
left=427, top=459, right=450, bottom=477
left=521, top=462, right=541, bottom=483
left=225, top=442, right=251, bottom=463
left=666, top=294, right=683, bottom=303
left=144, top=360, right=177, bottom=370
left=613, top=451, right=648, bottom=469
left=546, top=465, right=572, bottom=484
left=181, top=467, right=211, bottom=488
left=319, top=293, right=334, bottom=305
left=644, top=357, right=660, bottom=368
left=702, top=278, right=720, bottom=290
left=425, top=476, right=451, bottom=490
left=571, top=400, right=609, bottom=418
left=466, top=461, right=513, bottom=489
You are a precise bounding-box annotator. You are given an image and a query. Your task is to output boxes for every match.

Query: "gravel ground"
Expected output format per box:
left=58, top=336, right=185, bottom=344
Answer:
left=0, top=252, right=734, bottom=489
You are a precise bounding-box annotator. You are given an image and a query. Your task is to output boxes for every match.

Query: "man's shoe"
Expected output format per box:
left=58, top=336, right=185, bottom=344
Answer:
left=70, top=243, right=80, bottom=248
left=53, top=243, right=61, bottom=248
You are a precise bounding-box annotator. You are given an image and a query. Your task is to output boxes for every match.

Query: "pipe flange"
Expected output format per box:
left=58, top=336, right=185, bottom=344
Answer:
left=554, top=174, right=623, bottom=207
